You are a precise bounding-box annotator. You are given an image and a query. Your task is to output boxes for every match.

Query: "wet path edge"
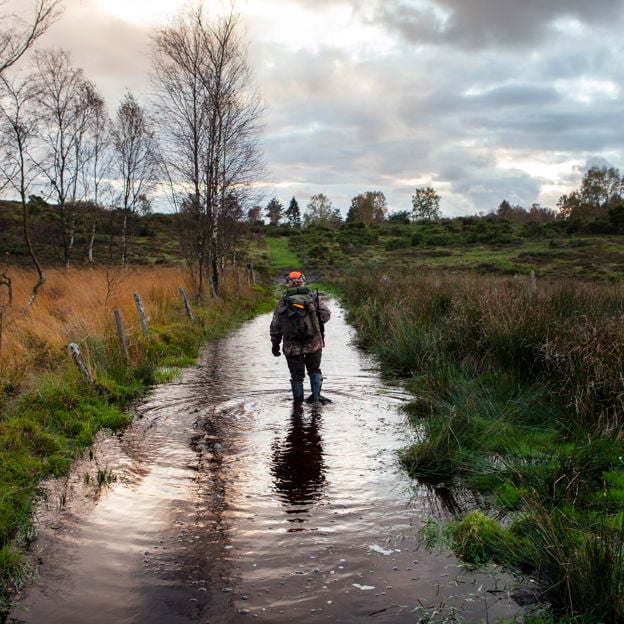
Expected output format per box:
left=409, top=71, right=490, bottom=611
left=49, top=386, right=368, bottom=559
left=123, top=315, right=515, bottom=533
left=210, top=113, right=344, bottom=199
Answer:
left=9, top=299, right=528, bottom=623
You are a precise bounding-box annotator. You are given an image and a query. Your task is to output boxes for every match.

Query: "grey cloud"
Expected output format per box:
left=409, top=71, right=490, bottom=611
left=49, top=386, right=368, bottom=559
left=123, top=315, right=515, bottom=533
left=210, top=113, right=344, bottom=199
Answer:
left=33, top=0, right=624, bottom=218
left=256, top=43, right=404, bottom=163
left=451, top=171, right=542, bottom=212
left=264, top=0, right=352, bottom=6
left=258, top=18, right=624, bottom=213
left=259, top=42, right=539, bottom=212
left=585, top=156, right=621, bottom=171
left=464, top=84, right=560, bottom=108
left=374, top=0, right=624, bottom=50
left=431, top=144, right=496, bottom=180
left=437, top=161, right=468, bottom=182
left=464, top=106, right=624, bottom=154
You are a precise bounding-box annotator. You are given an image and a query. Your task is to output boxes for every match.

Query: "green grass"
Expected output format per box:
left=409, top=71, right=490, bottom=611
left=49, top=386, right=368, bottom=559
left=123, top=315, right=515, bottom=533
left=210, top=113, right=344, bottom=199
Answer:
left=253, top=221, right=624, bottom=284
left=4, top=204, right=624, bottom=621
left=263, top=235, right=301, bottom=270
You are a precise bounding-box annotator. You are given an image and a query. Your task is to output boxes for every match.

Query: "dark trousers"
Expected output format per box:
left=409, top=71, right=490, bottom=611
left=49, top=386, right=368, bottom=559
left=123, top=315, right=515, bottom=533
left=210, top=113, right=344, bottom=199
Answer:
left=285, top=349, right=322, bottom=383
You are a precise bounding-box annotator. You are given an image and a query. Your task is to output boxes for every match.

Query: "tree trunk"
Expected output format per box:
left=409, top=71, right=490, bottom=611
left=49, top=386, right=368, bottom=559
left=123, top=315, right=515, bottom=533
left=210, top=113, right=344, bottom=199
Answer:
left=121, top=211, right=128, bottom=266
left=22, top=197, right=46, bottom=306
left=88, top=219, right=96, bottom=263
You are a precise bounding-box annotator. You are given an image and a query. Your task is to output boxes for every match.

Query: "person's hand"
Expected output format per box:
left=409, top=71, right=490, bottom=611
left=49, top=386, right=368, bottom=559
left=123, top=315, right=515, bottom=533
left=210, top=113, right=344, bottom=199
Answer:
left=272, top=343, right=281, bottom=357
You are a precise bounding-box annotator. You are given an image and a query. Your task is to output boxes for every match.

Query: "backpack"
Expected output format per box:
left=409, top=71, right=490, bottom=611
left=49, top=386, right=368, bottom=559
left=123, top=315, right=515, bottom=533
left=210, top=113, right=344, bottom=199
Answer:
left=279, top=287, right=321, bottom=341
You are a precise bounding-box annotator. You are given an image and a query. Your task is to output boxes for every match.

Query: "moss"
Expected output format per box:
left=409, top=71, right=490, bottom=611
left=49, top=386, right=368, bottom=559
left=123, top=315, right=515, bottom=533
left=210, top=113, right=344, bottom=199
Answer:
left=449, top=510, right=508, bottom=566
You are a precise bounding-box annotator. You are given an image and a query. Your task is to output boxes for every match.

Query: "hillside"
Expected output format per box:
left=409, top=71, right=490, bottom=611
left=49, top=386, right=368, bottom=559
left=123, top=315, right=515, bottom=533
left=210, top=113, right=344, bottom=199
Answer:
left=2, top=198, right=623, bottom=282
left=0, top=199, right=183, bottom=267
left=251, top=219, right=624, bottom=283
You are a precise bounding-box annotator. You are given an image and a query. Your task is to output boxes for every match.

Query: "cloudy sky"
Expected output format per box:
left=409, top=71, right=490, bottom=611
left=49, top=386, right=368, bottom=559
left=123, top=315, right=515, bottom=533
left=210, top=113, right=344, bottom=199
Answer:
left=10, top=0, right=624, bottom=217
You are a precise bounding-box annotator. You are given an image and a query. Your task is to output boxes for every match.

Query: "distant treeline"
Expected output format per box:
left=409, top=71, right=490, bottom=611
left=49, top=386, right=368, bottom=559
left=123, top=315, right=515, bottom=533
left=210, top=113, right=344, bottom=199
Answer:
left=2, top=186, right=623, bottom=270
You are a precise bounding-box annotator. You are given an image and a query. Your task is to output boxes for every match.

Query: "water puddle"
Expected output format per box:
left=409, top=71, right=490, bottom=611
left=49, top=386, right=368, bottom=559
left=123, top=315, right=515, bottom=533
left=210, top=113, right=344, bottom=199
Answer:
left=10, top=300, right=528, bottom=623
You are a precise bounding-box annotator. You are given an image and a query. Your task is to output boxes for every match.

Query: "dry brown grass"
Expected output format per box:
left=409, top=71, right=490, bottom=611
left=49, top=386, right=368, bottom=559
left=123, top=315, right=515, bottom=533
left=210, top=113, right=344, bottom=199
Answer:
left=0, top=266, right=195, bottom=390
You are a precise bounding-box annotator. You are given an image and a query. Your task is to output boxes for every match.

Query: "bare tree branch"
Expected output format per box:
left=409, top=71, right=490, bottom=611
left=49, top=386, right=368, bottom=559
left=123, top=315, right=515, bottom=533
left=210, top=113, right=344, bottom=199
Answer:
left=111, top=91, right=158, bottom=265
left=0, top=0, right=64, bottom=75
left=33, top=48, right=102, bottom=267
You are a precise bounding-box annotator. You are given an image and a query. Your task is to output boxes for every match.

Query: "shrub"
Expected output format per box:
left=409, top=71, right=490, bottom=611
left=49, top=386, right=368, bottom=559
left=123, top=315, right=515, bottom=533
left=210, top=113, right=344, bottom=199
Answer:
left=385, top=238, right=410, bottom=251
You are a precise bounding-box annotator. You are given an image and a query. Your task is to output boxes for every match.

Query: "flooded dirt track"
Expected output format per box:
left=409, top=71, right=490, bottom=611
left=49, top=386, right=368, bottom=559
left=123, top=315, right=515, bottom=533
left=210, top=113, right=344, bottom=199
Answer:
left=10, top=300, right=527, bottom=624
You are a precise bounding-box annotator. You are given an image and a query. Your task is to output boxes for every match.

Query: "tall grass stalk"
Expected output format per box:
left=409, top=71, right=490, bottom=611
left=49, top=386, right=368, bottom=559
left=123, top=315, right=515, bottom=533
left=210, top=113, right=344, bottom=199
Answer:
left=0, top=266, right=189, bottom=390
left=519, top=505, right=624, bottom=623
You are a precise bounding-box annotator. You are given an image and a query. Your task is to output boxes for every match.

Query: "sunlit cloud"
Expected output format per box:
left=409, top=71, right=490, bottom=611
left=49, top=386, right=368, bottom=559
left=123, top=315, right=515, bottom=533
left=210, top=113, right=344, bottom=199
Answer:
left=243, top=0, right=395, bottom=57
left=93, top=0, right=185, bottom=25
left=554, top=77, right=620, bottom=104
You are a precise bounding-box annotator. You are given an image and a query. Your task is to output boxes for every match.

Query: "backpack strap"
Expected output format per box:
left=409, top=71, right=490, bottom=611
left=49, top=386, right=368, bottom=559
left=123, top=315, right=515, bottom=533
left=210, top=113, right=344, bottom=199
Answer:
left=284, top=287, right=311, bottom=296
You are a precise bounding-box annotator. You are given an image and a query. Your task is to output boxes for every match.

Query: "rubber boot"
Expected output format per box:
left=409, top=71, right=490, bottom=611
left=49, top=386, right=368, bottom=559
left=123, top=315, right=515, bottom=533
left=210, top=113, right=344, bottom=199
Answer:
left=290, top=380, right=304, bottom=403
left=306, top=373, right=322, bottom=404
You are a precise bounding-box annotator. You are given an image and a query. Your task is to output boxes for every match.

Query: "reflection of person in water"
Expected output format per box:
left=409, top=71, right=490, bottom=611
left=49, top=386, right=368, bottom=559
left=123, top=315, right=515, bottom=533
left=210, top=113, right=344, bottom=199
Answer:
left=271, top=407, right=326, bottom=524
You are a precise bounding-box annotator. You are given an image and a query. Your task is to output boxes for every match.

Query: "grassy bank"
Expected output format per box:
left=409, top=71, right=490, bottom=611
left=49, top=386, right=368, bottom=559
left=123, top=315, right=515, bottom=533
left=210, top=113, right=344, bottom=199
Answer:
left=336, top=267, right=624, bottom=623
left=0, top=265, right=272, bottom=612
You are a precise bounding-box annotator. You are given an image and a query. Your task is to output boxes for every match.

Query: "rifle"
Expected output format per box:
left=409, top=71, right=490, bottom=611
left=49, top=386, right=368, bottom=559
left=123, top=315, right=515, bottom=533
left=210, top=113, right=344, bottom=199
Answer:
left=316, top=288, right=325, bottom=347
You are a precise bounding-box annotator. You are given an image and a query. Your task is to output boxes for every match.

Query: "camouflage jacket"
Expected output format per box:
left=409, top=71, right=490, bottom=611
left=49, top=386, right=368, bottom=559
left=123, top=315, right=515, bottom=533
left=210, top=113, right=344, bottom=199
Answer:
left=270, top=292, right=331, bottom=355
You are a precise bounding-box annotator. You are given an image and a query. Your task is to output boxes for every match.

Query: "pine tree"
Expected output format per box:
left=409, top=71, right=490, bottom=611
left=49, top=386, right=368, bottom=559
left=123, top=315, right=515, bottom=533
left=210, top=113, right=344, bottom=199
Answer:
left=284, top=196, right=302, bottom=228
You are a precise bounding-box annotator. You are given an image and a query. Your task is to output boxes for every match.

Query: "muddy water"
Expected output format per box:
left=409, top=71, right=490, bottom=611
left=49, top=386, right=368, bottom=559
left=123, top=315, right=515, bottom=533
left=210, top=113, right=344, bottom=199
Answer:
left=10, top=300, right=527, bottom=624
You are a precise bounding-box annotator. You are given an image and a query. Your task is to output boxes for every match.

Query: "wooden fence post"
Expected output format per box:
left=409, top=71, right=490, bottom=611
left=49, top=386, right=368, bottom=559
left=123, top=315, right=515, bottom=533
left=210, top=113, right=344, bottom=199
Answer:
left=530, top=270, right=537, bottom=293
left=68, top=343, right=97, bottom=389
left=68, top=343, right=109, bottom=397
left=114, top=309, right=130, bottom=362
left=133, top=292, right=149, bottom=339
left=179, top=286, right=194, bottom=320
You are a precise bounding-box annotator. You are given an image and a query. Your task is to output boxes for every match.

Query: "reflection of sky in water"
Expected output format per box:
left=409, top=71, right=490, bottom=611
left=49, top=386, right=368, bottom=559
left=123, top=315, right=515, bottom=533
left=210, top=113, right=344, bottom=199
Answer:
left=200, top=298, right=524, bottom=622
left=202, top=298, right=418, bottom=531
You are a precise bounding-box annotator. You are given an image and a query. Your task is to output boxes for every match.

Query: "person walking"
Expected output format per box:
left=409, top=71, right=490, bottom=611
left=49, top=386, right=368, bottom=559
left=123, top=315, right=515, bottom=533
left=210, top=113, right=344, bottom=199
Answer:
left=270, top=271, right=331, bottom=404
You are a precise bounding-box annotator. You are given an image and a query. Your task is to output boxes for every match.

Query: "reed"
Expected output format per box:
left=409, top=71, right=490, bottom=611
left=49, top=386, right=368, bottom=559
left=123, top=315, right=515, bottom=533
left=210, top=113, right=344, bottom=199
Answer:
left=338, top=267, right=624, bottom=621
left=515, top=505, right=624, bottom=623
left=0, top=266, right=190, bottom=390
left=341, top=268, right=624, bottom=434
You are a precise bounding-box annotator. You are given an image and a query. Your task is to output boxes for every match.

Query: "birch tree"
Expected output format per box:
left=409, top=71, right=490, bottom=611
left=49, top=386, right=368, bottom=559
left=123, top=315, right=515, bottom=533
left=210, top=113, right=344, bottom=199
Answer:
left=0, top=72, right=45, bottom=303
left=80, top=88, right=111, bottom=263
left=34, top=49, right=100, bottom=266
left=152, top=1, right=263, bottom=298
left=110, top=91, right=158, bottom=265
left=303, top=193, right=342, bottom=228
